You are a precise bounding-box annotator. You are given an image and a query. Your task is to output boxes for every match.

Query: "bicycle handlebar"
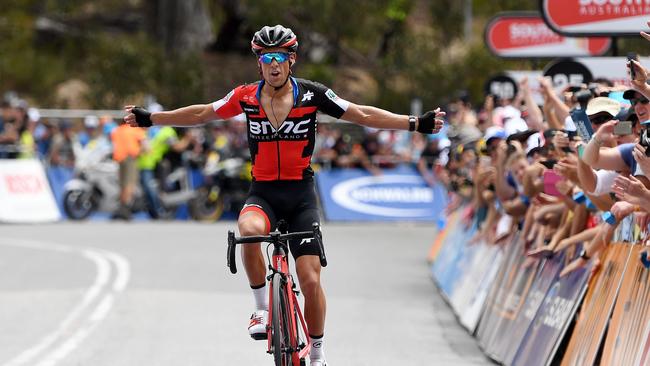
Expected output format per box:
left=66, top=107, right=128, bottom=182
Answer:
left=227, top=222, right=327, bottom=274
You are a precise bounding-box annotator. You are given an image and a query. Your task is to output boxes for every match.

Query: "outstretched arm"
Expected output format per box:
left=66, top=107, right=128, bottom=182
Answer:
left=123, top=104, right=216, bottom=127
left=342, top=104, right=445, bottom=133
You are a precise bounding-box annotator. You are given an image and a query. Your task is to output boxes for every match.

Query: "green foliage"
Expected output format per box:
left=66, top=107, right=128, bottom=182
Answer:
left=298, top=63, right=336, bottom=86
left=3, top=0, right=650, bottom=112
left=243, top=0, right=412, bottom=57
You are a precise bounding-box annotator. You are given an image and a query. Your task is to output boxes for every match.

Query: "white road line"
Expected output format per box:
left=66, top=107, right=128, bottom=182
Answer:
left=101, top=250, right=131, bottom=292
left=0, top=238, right=130, bottom=366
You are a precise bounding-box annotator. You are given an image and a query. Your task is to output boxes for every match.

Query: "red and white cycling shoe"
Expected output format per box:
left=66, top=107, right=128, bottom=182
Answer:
left=248, top=310, right=268, bottom=340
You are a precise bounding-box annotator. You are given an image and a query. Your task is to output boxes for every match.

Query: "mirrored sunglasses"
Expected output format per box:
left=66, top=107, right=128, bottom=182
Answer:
left=259, top=52, right=290, bottom=64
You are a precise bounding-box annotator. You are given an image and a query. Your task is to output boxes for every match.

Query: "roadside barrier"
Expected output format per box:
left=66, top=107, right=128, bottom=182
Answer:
left=430, top=207, right=650, bottom=366
left=0, top=159, right=61, bottom=223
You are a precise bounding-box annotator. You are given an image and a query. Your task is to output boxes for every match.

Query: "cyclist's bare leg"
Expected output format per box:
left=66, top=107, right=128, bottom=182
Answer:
left=295, top=255, right=325, bottom=335
left=238, top=211, right=267, bottom=287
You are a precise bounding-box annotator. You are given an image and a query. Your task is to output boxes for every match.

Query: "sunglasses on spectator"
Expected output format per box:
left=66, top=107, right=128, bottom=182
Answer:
left=258, top=52, right=290, bottom=64
left=631, top=98, right=650, bottom=106
left=589, top=114, right=613, bottom=125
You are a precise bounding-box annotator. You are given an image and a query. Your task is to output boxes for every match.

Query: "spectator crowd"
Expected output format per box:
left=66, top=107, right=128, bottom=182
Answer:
left=437, top=57, right=650, bottom=276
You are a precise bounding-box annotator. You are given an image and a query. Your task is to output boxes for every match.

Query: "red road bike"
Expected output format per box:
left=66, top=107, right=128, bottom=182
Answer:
left=227, top=221, right=327, bottom=366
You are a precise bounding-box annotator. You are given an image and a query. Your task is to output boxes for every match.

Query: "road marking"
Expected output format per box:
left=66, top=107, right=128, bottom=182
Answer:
left=0, top=238, right=130, bottom=366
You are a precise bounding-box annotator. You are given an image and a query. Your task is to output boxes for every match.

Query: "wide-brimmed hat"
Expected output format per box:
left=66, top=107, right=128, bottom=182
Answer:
left=585, top=97, right=621, bottom=117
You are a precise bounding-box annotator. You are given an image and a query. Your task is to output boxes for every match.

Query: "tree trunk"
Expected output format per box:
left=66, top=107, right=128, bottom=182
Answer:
left=147, top=0, right=214, bottom=55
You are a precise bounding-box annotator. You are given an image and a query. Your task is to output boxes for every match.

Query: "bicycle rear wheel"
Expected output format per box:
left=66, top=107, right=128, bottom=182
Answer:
left=272, top=273, right=293, bottom=366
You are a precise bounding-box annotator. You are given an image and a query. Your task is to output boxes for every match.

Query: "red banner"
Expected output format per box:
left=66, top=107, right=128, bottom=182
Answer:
left=542, top=0, right=650, bottom=36
left=486, top=12, right=610, bottom=58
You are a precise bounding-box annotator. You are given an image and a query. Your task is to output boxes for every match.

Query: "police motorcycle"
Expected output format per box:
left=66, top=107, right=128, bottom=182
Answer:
left=62, top=139, right=149, bottom=219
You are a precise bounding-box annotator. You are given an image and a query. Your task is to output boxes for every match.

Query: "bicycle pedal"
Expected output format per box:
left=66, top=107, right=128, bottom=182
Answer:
left=250, top=333, right=268, bottom=341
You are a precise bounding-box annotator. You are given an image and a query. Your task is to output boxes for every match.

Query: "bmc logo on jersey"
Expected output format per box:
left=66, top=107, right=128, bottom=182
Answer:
left=249, top=119, right=311, bottom=135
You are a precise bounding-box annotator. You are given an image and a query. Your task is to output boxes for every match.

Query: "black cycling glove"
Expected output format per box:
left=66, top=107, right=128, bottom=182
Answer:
left=132, top=107, right=153, bottom=127
left=416, top=110, right=439, bottom=134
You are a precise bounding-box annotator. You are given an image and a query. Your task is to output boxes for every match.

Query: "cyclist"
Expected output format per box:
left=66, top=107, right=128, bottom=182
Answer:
left=124, top=24, right=445, bottom=366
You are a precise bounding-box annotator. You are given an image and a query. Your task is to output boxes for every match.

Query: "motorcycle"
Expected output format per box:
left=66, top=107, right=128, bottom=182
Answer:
left=191, top=151, right=251, bottom=221
left=62, top=139, right=148, bottom=220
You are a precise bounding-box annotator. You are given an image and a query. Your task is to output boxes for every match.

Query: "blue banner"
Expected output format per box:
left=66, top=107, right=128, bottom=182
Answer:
left=315, top=165, right=446, bottom=221
left=511, top=259, right=591, bottom=366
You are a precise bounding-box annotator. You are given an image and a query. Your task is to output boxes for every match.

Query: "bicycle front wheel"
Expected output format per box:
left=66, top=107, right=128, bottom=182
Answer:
left=272, top=273, right=293, bottom=366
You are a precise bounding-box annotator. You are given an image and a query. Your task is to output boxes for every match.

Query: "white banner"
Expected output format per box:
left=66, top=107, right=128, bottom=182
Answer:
left=506, top=70, right=545, bottom=106
left=577, top=57, right=650, bottom=87
left=0, top=159, right=61, bottom=223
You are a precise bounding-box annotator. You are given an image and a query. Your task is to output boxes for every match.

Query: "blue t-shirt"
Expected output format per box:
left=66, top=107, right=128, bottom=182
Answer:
left=617, top=143, right=637, bottom=173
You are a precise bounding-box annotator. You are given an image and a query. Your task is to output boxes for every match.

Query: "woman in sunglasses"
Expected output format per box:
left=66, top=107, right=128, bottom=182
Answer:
left=123, top=24, right=445, bottom=366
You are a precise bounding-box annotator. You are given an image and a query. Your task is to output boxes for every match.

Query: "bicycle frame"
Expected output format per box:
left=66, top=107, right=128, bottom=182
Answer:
left=267, top=244, right=311, bottom=364
left=227, top=222, right=326, bottom=366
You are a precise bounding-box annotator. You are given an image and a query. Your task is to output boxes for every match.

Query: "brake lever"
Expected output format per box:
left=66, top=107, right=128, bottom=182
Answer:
left=227, top=230, right=237, bottom=274
left=312, top=222, right=327, bottom=267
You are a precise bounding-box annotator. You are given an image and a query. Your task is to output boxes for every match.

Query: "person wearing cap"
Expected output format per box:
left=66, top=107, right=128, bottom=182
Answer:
left=79, top=115, right=101, bottom=147
left=583, top=95, right=650, bottom=182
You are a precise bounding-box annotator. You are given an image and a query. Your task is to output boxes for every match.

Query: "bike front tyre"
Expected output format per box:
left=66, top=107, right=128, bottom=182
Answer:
left=272, top=273, right=293, bottom=366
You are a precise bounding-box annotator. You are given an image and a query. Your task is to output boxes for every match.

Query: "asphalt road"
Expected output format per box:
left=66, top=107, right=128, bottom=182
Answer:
left=0, top=222, right=490, bottom=366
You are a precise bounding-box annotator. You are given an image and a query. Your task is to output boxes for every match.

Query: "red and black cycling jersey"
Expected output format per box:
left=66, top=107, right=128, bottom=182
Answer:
left=212, top=77, right=349, bottom=181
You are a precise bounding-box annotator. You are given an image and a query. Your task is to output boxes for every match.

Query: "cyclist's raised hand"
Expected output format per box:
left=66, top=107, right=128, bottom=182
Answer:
left=417, top=108, right=445, bottom=134
left=123, top=105, right=153, bottom=127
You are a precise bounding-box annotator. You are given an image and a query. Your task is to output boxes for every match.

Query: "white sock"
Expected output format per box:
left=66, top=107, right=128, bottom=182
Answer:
left=251, top=284, right=268, bottom=311
left=310, top=334, right=325, bottom=361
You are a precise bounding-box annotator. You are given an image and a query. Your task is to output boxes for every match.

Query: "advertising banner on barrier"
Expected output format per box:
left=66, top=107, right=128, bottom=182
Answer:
left=459, top=244, right=504, bottom=333
left=450, top=241, right=503, bottom=330
left=0, top=159, right=61, bottom=223
left=541, top=0, right=650, bottom=36
left=503, top=252, right=566, bottom=365
left=431, top=218, right=478, bottom=297
left=427, top=211, right=459, bottom=263
left=476, top=233, right=525, bottom=351
left=316, top=165, right=444, bottom=221
left=511, top=255, right=591, bottom=366
left=560, top=244, right=632, bottom=366
left=485, top=12, right=611, bottom=58
left=484, top=251, right=540, bottom=361
left=601, top=245, right=650, bottom=366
